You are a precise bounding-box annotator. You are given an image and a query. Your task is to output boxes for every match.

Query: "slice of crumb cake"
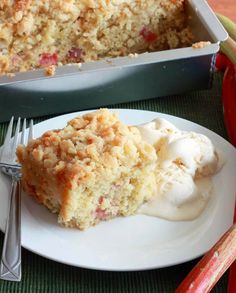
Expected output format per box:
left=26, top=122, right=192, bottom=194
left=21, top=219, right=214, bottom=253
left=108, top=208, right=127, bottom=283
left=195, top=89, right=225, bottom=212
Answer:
left=17, top=109, right=157, bottom=230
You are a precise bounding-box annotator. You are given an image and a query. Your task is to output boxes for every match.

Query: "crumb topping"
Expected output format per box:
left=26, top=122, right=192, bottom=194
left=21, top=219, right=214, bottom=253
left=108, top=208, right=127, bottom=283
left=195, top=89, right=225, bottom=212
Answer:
left=0, top=0, right=193, bottom=76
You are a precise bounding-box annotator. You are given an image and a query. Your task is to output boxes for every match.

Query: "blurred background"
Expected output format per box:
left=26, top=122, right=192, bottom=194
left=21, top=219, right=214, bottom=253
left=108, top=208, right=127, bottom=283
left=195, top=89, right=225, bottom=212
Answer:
left=208, top=0, right=236, bottom=22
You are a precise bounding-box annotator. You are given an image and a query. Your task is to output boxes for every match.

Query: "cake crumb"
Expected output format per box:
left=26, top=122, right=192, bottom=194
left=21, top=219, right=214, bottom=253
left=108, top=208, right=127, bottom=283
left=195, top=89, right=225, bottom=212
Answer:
left=128, top=53, right=139, bottom=58
left=192, top=41, right=211, bottom=49
left=45, top=65, right=56, bottom=76
left=6, top=73, right=16, bottom=78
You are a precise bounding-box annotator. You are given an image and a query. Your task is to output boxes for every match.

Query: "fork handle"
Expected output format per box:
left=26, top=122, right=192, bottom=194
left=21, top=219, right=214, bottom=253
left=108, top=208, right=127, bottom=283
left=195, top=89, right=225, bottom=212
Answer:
left=0, top=178, right=21, bottom=281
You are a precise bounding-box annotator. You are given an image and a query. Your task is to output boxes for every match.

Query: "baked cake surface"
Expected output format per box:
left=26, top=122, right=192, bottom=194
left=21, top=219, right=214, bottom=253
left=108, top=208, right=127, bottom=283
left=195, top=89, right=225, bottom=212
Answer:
left=0, top=0, right=192, bottom=75
left=17, top=109, right=157, bottom=229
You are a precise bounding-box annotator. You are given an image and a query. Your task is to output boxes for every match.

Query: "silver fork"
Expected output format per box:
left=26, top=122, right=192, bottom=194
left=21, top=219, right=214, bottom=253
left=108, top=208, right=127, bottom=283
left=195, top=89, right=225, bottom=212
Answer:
left=0, top=117, right=33, bottom=282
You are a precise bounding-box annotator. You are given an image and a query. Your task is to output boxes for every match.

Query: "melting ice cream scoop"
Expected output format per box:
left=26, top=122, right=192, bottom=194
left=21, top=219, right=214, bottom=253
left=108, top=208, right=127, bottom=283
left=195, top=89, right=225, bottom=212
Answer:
left=137, top=118, right=223, bottom=221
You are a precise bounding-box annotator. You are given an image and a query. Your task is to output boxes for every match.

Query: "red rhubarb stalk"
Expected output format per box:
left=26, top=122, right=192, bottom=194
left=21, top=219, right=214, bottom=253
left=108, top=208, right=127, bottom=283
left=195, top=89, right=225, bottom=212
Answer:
left=222, top=64, right=236, bottom=147
left=220, top=27, right=236, bottom=293
left=215, top=14, right=236, bottom=293
left=175, top=224, right=236, bottom=293
left=228, top=204, right=236, bottom=293
left=215, top=52, right=230, bottom=71
left=216, top=15, right=236, bottom=147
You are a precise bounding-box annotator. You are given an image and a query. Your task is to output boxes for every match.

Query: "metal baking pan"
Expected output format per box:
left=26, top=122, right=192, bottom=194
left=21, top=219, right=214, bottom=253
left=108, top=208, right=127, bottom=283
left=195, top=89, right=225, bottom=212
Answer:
left=0, top=0, right=227, bottom=122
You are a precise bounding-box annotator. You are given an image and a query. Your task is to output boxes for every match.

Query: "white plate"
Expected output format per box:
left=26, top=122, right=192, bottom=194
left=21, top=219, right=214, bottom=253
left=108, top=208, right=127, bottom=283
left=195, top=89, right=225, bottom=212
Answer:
left=0, top=109, right=235, bottom=271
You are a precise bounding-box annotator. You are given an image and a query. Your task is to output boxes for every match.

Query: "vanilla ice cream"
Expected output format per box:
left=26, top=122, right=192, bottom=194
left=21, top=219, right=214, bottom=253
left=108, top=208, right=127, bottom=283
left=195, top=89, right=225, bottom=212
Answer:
left=137, top=118, right=223, bottom=221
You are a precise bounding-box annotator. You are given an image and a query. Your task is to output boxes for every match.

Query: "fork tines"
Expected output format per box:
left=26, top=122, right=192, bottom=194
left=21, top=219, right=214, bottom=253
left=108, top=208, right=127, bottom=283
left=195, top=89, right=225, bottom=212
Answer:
left=0, top=118, right=33, bottom=166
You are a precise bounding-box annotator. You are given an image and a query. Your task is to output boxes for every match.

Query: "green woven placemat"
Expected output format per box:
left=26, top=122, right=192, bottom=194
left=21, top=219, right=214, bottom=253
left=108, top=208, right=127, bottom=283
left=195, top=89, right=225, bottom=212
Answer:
left=0, top=72, right=229, bottom=292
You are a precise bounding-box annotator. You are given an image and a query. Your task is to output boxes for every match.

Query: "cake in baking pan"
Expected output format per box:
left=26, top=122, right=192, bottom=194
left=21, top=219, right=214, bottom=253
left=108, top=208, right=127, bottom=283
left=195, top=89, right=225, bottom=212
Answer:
left=0, top=0, right=192, bottom=75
